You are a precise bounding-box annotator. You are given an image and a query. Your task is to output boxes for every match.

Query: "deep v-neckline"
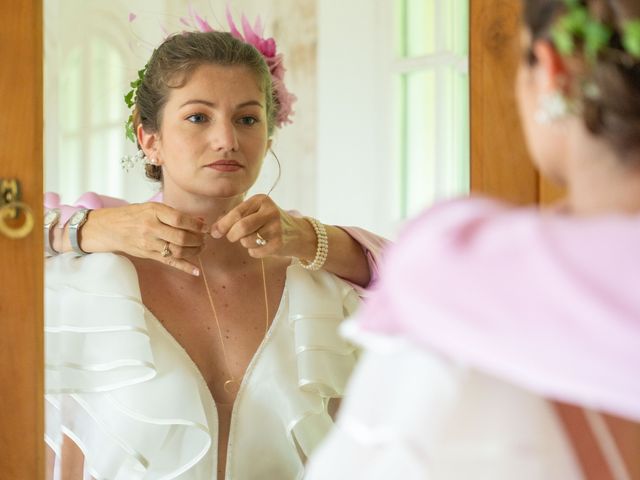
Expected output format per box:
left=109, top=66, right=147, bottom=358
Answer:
left=138, top=265, right=291, bottom=478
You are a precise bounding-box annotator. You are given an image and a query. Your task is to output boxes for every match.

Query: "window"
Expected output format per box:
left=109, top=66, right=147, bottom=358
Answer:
left=394, top=0, right=469, bottom=218
left=58, top=35, right=128, bottom=201
left=46, top=0, right=157, bottom=204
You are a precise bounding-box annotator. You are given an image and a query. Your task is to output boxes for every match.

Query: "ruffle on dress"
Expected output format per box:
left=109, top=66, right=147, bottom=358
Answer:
left=305, top=324, right=583, bottom=480
left=286, top=265, right=359, bottom=457
left=45, top=253, right=214, bottom=479
left=46, top=254, right=362, bottom=480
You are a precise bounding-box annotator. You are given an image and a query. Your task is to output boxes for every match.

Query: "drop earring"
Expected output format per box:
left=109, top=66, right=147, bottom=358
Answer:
left=145, top=155, right=159, bottom=166
left=535, top=91, right=569, bottom=124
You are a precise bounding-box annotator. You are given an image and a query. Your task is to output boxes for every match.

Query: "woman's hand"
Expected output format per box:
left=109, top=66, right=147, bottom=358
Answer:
left=211, top=194, right=317, bottom=261
left=212, top=194, right=373, bottom=287
left=56, top=203, right=209, bottom=276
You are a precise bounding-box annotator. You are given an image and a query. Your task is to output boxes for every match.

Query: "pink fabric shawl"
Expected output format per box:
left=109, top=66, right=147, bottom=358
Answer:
left=357, top=196, right=640, bottom=422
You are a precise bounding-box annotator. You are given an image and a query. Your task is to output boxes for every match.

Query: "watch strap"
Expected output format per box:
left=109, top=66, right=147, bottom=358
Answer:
left=69, top=208, right=91, bottom=256
left=44, top=208, right=61, bottom=256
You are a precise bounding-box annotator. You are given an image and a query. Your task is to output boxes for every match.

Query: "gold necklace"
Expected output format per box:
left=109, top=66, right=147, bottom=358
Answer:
left=197, top=256, right=270, bottom=396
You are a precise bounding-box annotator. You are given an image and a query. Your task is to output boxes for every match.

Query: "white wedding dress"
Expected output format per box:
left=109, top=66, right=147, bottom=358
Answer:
left=305, top=324, right=584, bottom=480
left=45, top=253, right=360, bottom=480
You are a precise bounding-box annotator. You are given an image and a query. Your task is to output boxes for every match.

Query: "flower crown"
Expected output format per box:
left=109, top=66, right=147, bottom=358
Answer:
left=123, top=7, right=297, bottom=146
left=551, top=0, right=640, bottom=62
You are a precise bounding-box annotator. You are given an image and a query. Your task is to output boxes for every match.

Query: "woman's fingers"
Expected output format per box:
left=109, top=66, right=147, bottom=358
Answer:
left=225, top=211, right=273, bottom=243
left=122, top=203, right=207, bottom=275
left=152, top=222, right=205, bottom=248
left=153, top=203, right=209, bottom=234
left=210, top=195, right=306, bottom=259
left=148, top=249, right=202, bottom=276
left=211, top=195, right=266, bottom=239
left=149, top=237, right=203, bottom=258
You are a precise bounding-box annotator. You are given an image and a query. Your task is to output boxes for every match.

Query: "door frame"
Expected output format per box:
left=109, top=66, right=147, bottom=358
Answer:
left=0, top=0, right=44, bottom=478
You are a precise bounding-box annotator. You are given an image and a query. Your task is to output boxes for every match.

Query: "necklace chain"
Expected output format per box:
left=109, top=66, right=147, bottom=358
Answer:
left=197, top=256, right=270, bottom=395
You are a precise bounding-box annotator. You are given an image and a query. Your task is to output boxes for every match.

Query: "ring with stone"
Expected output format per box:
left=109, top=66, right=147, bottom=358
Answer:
left=161, top=241, right=172, bottom=257
left=255, top=232, right=268, bottom=246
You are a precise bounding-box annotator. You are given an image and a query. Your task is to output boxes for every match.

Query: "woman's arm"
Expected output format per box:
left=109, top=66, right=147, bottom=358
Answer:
left=287, top=219, right=373, bottom=288
left=211, top=194, right=389, bottom=289
left=46, top=191, right=389, bottom=285
left=282, top=219, right=383, bottom=289
left=45, top=192, right=208, bottom=275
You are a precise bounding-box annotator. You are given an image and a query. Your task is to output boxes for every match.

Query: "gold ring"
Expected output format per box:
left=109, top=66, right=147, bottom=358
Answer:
left=161, top=241, right=172, bottom=257
left=255, top=232, right=267, bottom=246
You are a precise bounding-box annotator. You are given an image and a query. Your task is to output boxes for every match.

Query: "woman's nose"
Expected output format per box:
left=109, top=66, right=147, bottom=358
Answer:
left=212, top=119, right=239, bottom=152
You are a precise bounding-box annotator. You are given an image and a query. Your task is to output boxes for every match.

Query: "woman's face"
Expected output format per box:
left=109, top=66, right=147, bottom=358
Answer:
left=153, top=63, right=271, bottom=199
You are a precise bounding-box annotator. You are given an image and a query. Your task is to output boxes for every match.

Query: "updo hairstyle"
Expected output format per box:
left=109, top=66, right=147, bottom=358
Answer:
left=523, top=0, right=640, bottom=161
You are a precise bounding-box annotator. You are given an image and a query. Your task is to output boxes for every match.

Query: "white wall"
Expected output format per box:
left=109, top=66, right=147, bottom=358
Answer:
left=316, top=0, right=397, bottom=238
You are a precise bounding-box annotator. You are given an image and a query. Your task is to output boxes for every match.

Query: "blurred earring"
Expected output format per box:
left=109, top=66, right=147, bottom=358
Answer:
left=535, top=91, right=569, bottom=124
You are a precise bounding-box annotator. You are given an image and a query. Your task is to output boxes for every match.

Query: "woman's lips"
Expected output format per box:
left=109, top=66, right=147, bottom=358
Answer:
left=206, top=160, right=243, bottom=172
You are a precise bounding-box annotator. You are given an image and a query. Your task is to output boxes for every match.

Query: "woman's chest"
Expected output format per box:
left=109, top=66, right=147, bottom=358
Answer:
left=132, top=258, right=286, bottom=404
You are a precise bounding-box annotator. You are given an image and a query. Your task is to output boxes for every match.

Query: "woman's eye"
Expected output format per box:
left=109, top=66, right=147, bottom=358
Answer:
left=238, top=116, right=258, bottom=126
left=186, top=113, right=208, bottom=124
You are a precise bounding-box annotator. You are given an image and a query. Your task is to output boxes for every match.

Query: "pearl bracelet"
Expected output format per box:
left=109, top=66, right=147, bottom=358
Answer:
left=298, top=217, right=328, bottom=271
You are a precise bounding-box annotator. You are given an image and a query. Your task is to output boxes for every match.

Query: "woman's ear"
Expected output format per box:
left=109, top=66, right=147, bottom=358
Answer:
left=137, top=124, right=162, bottom=165
left=266, top=137, right=273, bottom=154
left=532, top=40, right=571, bottom=94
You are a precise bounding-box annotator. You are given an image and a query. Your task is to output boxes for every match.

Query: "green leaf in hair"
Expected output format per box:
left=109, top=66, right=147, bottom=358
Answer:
left=124, top=90, right=134, bottom=108
left=122, top=59, right=151, bottom=143
left=552, top=0, right=638, bottom=63
left=552, top=27, right=576, bottom=55
left=584, top=20, right=613, bottom=60
left=622, top=20, right=640, bottom=59
left=125, top=118, right=135, bottom=143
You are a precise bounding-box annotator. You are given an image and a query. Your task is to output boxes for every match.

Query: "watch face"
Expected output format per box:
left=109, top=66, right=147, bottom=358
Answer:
left=69, top=210, right=86, bottom=226
left=44, top=210, right=58, bottom=225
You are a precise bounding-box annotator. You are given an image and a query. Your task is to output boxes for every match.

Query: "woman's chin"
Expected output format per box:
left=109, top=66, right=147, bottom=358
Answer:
left=190, top=177, right=251, bottom=198
left=202, top=185, right=251, bottom=200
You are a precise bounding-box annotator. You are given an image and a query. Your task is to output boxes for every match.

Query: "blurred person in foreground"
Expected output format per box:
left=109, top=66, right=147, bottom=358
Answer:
left=306, top=0, right=640, bottom=478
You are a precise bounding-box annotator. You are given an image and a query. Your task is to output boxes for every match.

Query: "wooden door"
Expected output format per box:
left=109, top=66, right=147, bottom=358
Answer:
left=470, top=0, right=564, bottom=204
left=470, top=0, right=537, bottom=204
left=0, top=0, right=44, bottom=478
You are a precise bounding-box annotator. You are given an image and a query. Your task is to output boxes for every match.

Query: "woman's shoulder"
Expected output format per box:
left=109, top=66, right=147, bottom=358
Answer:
left=353, top=196, right=640, bottom=422
left=46, top=252, right=140, bottom=296
left=395, top=196, right=529, bottom=251
left=387, top=194, right=640, bottom=288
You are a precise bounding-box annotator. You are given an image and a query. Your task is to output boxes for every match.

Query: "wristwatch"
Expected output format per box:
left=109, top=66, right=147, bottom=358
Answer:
left=68, top=208, right=91, bottom=256
left=44, top=208, right=61, bottom=256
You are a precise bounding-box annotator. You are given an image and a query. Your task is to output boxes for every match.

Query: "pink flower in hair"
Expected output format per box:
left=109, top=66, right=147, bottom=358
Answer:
left=224, top=6, right=297, bottom=128
left=137, top=6, right=297, bottom=128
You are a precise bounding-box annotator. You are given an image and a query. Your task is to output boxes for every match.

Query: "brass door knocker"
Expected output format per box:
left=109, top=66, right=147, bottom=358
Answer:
left=0, top=179, right=34, bottom=239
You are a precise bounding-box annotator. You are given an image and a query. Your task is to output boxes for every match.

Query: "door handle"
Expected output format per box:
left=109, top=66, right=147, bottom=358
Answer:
left=0, top=178, right=34, bottom=239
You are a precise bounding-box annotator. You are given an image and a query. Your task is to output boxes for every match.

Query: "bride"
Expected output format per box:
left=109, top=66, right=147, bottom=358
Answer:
left=45, top=18, right=385, bottom=480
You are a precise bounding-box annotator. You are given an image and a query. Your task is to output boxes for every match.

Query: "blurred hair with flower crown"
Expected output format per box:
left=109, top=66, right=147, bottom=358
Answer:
left=523, top=0, right=640, bottom=160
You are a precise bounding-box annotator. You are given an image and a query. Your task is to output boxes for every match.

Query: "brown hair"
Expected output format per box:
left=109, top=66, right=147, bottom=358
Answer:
left=522, top=0, right=640, bottom=161
left=133, top=31, right=276, bottom=181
